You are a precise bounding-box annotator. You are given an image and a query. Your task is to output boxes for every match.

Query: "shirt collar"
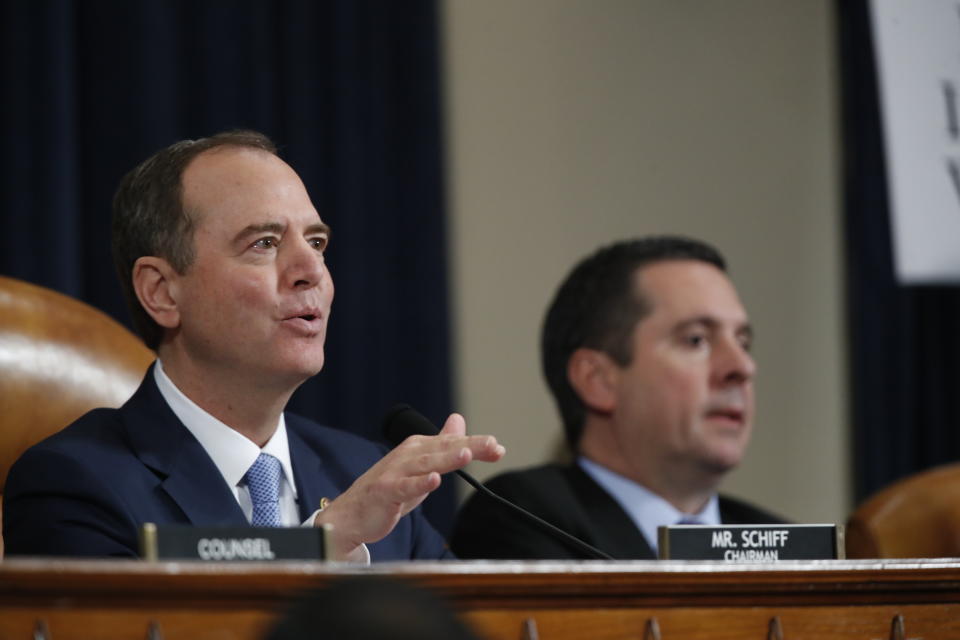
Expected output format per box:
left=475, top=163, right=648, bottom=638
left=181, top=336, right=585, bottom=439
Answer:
left=577, top=456, right=719, bottom=555
left=153, top=359, right=298, bottom=498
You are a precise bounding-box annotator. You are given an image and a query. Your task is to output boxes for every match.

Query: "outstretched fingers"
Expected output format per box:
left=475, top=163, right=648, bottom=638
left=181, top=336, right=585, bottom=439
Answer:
left=439, top=412, right=467, bottom=436
left=315, top=413, right=506, bottom=559
left=395, top=434, right=503, bottom=473
left=441, top=412, right=506, bottom=462
left=391, top=470, right=442, bottom=504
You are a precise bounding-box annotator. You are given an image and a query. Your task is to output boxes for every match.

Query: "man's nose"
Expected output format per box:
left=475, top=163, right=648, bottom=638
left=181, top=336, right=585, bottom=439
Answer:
left=284, top=238, right=327, bottom=289
left=713, top=337, right=756, bottom=385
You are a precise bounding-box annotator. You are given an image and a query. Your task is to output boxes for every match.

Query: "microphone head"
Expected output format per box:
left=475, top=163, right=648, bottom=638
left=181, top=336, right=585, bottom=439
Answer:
left=382, top=404, right=440, bottom=447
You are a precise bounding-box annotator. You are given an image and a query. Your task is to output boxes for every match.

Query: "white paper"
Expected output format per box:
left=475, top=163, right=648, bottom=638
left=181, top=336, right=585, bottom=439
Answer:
left=871, top=0, right=960, bottom=283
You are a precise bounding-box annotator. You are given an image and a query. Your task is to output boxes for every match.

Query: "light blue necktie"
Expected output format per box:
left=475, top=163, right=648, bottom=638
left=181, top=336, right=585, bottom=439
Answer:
left=244, top=453, right=283, bottom=527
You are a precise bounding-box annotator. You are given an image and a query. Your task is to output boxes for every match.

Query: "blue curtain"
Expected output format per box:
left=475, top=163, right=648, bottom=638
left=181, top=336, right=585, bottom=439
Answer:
left=1, top=0, right=456, bottom=533
left=837, top=0, right=960, bottom=502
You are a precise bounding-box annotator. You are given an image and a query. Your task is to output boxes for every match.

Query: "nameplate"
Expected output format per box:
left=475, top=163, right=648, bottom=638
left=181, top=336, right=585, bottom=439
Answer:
left=657, top=524, right=844, bottom=561
left=139, top=523, right=327, bottom=562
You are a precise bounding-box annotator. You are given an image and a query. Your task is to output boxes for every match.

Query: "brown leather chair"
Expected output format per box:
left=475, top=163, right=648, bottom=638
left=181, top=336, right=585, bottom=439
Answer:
left=846, top=463, right=960, bottom=558
left=0, top=275, right=154, bottom=557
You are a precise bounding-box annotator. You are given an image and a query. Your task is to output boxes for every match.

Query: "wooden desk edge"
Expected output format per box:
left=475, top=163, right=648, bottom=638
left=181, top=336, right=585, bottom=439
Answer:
left=2, top=558, right=960, bottom=608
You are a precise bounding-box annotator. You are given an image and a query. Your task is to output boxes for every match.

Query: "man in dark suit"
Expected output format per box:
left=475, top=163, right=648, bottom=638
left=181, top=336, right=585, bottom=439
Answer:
left=3, top=130, right=504, bottom=561
left=451, top=237, right=783, bottom=560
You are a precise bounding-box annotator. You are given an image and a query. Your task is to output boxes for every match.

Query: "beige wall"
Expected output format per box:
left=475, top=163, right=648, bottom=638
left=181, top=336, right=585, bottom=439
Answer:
left=443, top=0, right=847, bottom=524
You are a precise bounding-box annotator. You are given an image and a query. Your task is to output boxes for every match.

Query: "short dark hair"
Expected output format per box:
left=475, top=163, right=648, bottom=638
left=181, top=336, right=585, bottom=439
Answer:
left=111, top=130, right=277, bottom=350
left=265, top=576, right=482, bottom=640
left=541, top=236, right=727, bottom=449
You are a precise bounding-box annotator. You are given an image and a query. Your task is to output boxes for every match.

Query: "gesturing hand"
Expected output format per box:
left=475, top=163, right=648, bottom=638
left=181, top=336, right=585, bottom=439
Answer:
left=314, top=413, right=505, bottom=560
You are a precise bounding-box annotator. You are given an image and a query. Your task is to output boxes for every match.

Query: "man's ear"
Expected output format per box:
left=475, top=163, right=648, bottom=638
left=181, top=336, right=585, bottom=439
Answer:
left=132, top=256, right=181, bottom=330
left=567, top=348, right=619, bottom=414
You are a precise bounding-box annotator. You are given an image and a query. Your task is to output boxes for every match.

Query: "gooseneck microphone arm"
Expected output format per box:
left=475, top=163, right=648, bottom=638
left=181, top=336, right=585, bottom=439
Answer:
left=382, top=404, right=614, bottom=561
left=450, top=465, right=613, bottom=560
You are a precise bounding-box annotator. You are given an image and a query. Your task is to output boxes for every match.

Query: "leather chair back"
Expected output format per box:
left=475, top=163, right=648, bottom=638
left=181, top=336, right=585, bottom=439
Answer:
left=846, top=463, right=960, bottom=558
left=0, top=275, right=153, bottom=497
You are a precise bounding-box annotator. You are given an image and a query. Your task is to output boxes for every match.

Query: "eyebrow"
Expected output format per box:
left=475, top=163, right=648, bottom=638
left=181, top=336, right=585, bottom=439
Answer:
left=231, top=221, right=331, bottom=246
left=675, top=316, right=754, bottom=340
left=305, top=222, right=332, bottom=239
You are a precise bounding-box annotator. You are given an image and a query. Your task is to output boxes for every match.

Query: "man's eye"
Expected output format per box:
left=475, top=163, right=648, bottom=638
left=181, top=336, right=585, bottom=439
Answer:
left=309, top=236, right=328, bottom=251
left=253, top=237, right=278, bottom=249
left=684, top=334, right=707, bottom=348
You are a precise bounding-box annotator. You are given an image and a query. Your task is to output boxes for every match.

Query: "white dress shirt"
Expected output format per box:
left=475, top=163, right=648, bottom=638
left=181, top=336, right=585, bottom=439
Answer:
left=578, top=456, right=720, bottom=556
left=153, top=360, right=302, bottom=525
left=152, top=360, right=372, bottom=564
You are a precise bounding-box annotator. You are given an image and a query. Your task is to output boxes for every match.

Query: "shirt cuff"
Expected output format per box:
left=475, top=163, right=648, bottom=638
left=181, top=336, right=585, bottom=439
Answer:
left=302, top=509, right=371, bottom=565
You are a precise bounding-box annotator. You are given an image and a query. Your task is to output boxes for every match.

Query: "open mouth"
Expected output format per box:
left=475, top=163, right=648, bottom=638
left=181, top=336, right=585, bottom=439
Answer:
left=281, top=312, right=323, bottom=334
left=706, top=408, right=744, bottom=423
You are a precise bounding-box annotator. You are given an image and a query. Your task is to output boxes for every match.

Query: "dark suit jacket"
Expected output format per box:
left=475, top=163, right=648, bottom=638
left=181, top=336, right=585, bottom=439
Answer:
left=450, top=462, right=785, bottom=560
left=3, top=366, right=450, bottom=561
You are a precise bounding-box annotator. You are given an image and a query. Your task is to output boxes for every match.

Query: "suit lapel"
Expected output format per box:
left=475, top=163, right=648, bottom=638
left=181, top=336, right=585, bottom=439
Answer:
left=120, top=365, right=248, bottom=526
left=287, top=419, right=340, bottom=522
left=565, top=464, right=657, bottom=559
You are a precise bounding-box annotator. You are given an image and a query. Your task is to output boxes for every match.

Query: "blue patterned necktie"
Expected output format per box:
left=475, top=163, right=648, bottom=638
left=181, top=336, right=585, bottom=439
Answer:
left=244, top=453, right=283, bottom=527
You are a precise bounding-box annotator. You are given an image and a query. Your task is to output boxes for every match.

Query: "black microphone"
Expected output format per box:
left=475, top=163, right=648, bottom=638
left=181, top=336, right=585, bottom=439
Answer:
left=382, top=404, right=613, bottom=561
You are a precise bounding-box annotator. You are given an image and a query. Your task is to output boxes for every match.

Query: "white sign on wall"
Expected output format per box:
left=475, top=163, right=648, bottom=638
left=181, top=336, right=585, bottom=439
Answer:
left=871, top=0, right=960, bottom=283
